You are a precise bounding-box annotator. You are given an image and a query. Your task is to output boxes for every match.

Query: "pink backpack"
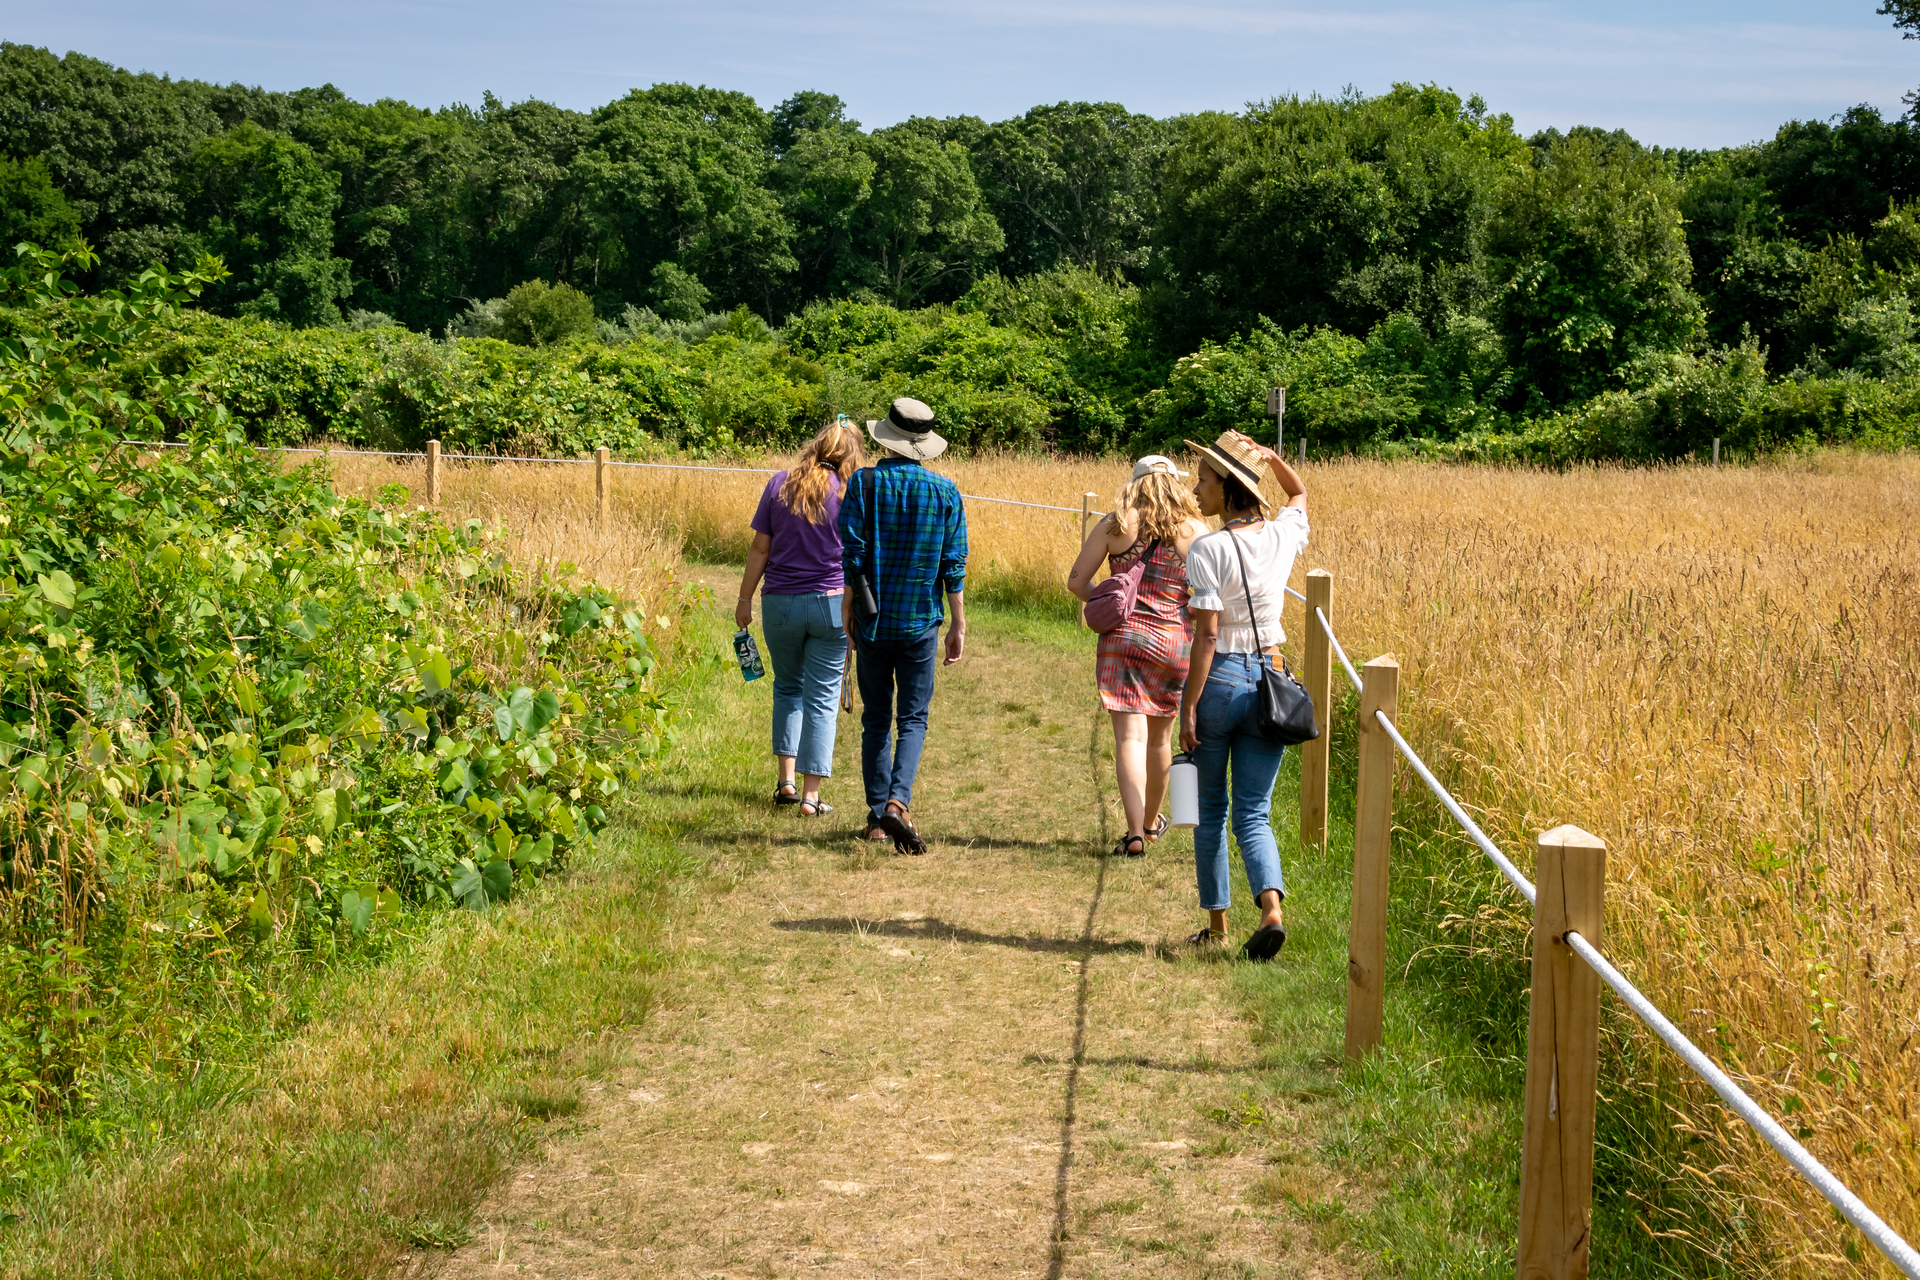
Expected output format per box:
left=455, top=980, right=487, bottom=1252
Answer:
left=1083, top=542, right=1156, bottom=634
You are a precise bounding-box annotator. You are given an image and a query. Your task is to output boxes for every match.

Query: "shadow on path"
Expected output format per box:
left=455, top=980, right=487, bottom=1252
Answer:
left=771, top=915, right=1145, bottom=958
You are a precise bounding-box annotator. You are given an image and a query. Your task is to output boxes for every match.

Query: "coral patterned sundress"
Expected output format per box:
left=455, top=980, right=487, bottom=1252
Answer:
left=1095, top=539, right=1193, bottom=717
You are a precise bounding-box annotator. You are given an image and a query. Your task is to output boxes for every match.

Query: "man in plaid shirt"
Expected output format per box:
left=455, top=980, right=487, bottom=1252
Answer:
left=838, top=398, right=968, bottom=855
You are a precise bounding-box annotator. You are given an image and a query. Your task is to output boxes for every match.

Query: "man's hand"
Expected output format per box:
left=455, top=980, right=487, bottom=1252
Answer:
left=944, top=622, right=966, bottom=665
left=734, top=598, right=753, bottom=630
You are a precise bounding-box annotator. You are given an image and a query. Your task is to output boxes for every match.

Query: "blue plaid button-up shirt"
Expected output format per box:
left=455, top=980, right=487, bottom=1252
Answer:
left=837, top=457, right=968, bottom=643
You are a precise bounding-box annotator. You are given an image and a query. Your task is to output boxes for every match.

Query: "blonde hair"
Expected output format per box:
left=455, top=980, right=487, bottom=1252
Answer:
left=778, top=420, right=866, bottom=524
left=1112, top=470, right=1202, bottom=546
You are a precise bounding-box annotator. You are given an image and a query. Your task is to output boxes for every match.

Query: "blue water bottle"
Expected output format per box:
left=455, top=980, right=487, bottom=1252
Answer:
left=733, top=629, right=765, bottom=681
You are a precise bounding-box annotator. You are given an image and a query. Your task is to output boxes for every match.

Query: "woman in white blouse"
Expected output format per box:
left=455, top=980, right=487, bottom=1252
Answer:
left=1177, top=429, right=1309, bottom=960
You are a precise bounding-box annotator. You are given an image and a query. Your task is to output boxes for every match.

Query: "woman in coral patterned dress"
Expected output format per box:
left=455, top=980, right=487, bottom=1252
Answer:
left=1067, top=456, right=1210, bottom=858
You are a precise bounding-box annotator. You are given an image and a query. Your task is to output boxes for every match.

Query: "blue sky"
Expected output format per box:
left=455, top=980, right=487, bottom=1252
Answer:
left=2, top=0, right=1912, bottom=148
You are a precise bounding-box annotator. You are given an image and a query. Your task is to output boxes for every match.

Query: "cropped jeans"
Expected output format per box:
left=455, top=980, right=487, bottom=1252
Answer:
left=761, top=592, right=846, bottom=778
left=1191, top=653, right=1288, bottom=911
left=853, top=622, right=941, bottom=824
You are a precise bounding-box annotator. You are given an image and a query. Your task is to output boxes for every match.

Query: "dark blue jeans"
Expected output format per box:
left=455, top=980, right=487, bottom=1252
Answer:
left=854, top=623, right=941, bottom=823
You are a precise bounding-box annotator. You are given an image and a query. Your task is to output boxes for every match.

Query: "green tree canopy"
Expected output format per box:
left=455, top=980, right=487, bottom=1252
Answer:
left=0, top=155, right=81, bottom=249
left=576, top=84, right=795, bottom=316
left=1489, top=128, right=1702, bottom=406
left=972, top=102, right=1166, bottom=279
left=177, top=120, right=354, bottom=326
left=1144, top=84, right=1524, bottom=355
left=852, top=125, right=1003, bottom=307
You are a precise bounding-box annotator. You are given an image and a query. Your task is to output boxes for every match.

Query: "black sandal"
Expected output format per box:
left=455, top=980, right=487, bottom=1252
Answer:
left=1111, top=835, right=1145, bottom=858
left=799, top=799, right=833, bottom=817
left=775, top=782, right=800, bottom=806
left=1144, top=814, right=1169, bottom=842
left=879, top=803, right=927, bottom=856
left=1241, top=922, right=1288, bottom=961
left=1186, top=927, right=1227, bottom=950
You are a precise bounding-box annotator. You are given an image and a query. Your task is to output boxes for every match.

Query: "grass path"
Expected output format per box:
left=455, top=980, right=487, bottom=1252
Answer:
left=415, top=571, right=1366, bottom=1279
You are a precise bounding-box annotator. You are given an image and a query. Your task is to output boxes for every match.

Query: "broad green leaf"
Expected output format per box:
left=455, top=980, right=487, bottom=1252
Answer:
left=528, top=690, right=561, bottom=734
left=492, top=705, right=515, bottom=742
left=480, top=857, right=513, bottom=903
left=420, top=650, right=453, bottom=695
left=315, top=787, right=338, bottom=835
left=451, top=858, right=488, bottom=910
left=35, top=570, right=75, bottom=612
left=340, top=888, right=373, bottom=934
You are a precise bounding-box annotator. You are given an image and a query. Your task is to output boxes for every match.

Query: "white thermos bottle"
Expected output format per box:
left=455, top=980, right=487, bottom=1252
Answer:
left=1168, top=752, right=1199, bottom=828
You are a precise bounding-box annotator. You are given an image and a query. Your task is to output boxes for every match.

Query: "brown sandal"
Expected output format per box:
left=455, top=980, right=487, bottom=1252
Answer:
left=879, top=802, right=927, bottom=856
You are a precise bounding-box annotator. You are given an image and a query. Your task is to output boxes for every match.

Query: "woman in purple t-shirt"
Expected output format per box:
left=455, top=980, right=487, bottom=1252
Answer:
left=736, top=419, right=865, bottom=815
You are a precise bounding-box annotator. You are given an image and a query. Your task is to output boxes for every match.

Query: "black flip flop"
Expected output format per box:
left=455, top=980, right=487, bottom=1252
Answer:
left=879, top=806, right=927, bottom=856
left=1240, top=922, right=1287, bottom=961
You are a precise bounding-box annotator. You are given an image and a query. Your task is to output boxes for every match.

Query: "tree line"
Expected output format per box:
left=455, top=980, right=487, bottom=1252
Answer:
left=5, top=40, right=1920, bottom=456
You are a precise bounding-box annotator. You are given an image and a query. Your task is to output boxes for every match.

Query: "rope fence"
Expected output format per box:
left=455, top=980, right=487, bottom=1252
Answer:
left=1297, top=577, right=1920, bottom=1277
left=121, top=438, right=1105, bottom=519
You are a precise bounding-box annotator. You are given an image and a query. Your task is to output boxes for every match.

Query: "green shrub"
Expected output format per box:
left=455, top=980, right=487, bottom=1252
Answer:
left=498, top=279, right=598, bottom=347
left=0, top=245, right=684, bottom=1180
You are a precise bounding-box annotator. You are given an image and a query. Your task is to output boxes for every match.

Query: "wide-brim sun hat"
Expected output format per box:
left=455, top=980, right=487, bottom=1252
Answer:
left=1131, top=454, right=1188, bottom=481
left=868, top=397, right=947, bottom=461
left=1183, top=432, right=1273, bottom=514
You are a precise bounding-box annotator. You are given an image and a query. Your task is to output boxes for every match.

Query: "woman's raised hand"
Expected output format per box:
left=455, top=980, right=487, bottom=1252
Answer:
left=1223, top=429, right=1280, bottom=465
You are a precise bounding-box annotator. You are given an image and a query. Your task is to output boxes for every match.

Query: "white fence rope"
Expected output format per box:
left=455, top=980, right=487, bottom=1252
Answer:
left=1362, top=696, right=1917, bottom=1274
left=120, top=440, right=1105, bottom=518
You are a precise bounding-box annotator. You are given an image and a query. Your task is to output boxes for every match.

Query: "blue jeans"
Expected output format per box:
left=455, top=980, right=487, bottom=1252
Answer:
left=1191, top=654, right=1288, bottom=911
left=761, top=592, right=846, bottom=778
left=854, top=623, right=941, bottom=823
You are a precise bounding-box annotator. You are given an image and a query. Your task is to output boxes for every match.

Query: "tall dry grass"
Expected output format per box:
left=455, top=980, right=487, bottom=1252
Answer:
left=321, top=443, right=1918, bottom=1273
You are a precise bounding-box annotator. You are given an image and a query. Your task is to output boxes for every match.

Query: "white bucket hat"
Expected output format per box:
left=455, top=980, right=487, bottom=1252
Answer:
left=1131, top=454, right=1188, bottom=480
left=867, top=397, right=947, bottom=461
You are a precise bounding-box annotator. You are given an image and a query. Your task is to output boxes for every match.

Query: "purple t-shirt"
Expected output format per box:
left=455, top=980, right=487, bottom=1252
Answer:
left=751, top=470, right=846, bottom=595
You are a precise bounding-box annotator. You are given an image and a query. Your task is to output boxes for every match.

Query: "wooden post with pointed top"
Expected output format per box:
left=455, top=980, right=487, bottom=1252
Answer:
left=1299, top=570, right=1334, bottom=850
left=1517, top=824, right=1608, bottom=1280
left=425, top=440, right=441, bottom=505
left=595, top=447, right=610, bottom=524
left=1345, top=654, right=1398, bottom=1063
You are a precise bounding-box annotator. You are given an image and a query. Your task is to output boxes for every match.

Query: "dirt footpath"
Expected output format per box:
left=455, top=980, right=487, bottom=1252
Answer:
left=417, top=574, right=1360, bottom=1279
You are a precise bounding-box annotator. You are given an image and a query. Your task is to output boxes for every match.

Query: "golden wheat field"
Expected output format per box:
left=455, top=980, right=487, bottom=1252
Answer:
left=322, top=446, right=1920, bottom=1276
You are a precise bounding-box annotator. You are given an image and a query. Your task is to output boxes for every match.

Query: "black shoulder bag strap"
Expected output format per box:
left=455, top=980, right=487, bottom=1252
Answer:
left=853, top=466, right=881, bottom=620
left=1226, top=528, right=1319, bottom=746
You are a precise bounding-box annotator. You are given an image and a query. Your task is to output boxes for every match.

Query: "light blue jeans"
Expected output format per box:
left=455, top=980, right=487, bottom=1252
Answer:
left=1191, top=653, right=1288, bottom=911
left=761, top=592, right=846, bottom=778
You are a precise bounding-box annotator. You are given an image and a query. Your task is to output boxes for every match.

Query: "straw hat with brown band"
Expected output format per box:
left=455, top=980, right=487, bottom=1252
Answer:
left=1183, top=431, right=1273, bottom=516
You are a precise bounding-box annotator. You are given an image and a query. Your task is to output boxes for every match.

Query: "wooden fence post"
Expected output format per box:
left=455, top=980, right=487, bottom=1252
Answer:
left=426, top=440, right=441, bottom=505
left=1080, top=492, right=1097, bottom=541
left=595, top=447, right=610, bottom=524
left=1299, top=570, right=1334, bottom=849
left=1517, top=825, right=1608, bottom=1280
left=1712, top=438, right=1721, bottom=467
left=1344, top=654, right=1398, bottom=1063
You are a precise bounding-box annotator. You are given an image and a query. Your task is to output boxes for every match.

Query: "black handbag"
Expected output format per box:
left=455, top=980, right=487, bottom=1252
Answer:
left=852, top=466, right=880, bottom=620
left=1226, top=529, right=1319, bottom=746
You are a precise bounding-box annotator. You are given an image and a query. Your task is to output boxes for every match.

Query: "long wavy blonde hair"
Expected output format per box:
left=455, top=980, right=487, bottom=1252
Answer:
left=1112, top=469, right=1203, bottom=546
left=778, top=419, right=866, bottom=524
